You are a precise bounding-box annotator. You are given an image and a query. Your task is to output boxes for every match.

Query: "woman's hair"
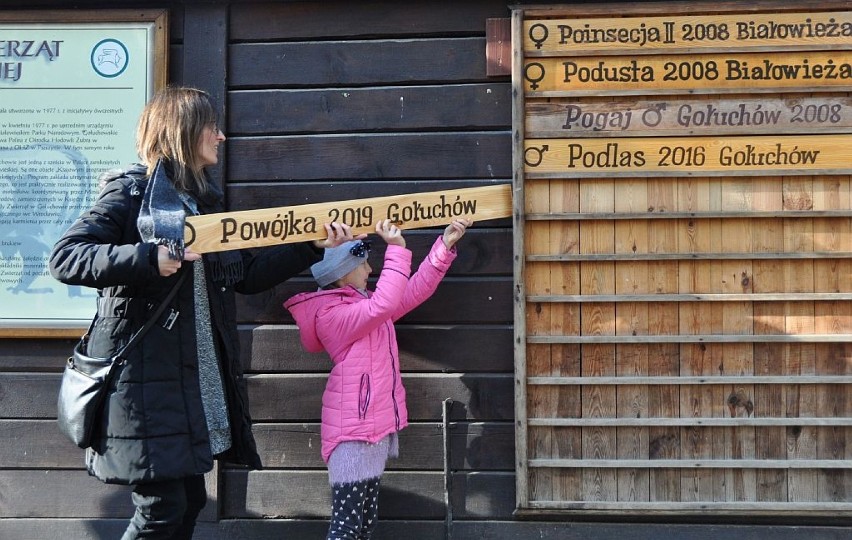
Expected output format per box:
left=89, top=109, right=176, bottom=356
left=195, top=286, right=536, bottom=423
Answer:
left=136, top=86, right=219, bottom=194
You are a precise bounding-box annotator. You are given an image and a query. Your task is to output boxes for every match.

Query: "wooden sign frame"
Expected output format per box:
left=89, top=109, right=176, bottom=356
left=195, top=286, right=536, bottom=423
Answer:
left=512, top=0, right=852, bottom=519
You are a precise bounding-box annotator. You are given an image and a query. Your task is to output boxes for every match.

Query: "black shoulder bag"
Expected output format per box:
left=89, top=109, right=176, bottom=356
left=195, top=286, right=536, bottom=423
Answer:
left=57, top=270, right=188, bottom=449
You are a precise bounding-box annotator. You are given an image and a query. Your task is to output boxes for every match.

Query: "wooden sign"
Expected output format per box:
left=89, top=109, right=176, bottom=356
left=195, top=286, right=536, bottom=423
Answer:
left=525, top=96, right=852, bottom=137
left=184, top=184, right=512, bottom=253
left=524, top=51, right=852, bottom=95
left=523, top=133, right=852, bottom=177
left=524, top=11, right=852, bottom=55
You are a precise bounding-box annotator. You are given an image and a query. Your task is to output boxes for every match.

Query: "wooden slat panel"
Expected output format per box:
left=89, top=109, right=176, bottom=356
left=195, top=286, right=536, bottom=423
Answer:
left=0, top=373, right=514, bottom=421
left=4, top=519, right=852, bottom=540
left=241, top=325, right=513, bottom=373
left=226, top=133, right=511, bottom=182
left=229, top=39, right=488, bottom=87
left=222, top=470, right=515, bottom=520
left=246, top=421, right=513, bottom=471
left=246, top=373, right=514, bottom=422
left=0, top=419, right=83, bottom=468
left=0, top=338, right=74, bottom=372
left=230, top=0, right=508, bottom=40
left=228, top=84, right=512, bottom=135
left=0, top=470, right=133, bottom=518
left=0, top=420, right=514, bottom=471
left=237, top=279, right=513, bottom=325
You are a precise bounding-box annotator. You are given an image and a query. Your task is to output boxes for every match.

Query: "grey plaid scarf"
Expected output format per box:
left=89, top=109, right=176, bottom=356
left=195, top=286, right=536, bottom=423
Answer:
left=136, top=159, right=243, bottom=285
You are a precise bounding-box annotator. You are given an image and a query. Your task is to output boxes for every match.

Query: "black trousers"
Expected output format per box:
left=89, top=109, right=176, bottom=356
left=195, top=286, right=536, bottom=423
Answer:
left=327, top=477, right=381, bottom=540
left=121, top=474, right=207, bottom=539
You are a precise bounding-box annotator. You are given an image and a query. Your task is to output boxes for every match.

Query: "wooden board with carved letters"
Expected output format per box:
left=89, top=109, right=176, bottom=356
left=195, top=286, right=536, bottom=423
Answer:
left=512, top=0, right=852, bottom=518
left=184, top=184, right=512, bottom=253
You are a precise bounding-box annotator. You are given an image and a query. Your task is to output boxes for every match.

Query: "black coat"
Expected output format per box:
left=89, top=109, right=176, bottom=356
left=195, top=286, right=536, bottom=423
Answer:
left=49, top=166, right=322, bottom=484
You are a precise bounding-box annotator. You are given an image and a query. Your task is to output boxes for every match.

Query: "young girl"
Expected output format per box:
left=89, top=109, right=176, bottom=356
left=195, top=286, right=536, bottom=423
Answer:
left=284, top=217, right=471, bottom=540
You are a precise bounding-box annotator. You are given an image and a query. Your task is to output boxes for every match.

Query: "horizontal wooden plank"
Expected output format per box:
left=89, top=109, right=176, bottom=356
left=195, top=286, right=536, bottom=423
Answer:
left=4, top=518, right=851, bottom=540
left=185, top=185, right=512, bottom=253
left=525, top=211, right=852, bottom=220
left=246, top=373, right=514, bottom=422
left=237, top=278, right=513, bottom=325
left=529, top=375, right=852, bottom=385
left=528, top=418, right=852, bottom=428
left=1, top=420, right=514, bottom=471
left=528, top=459, right=852, bottom=468
left=0, top=470, right=134, bottom=518
left=0, top=338, right=74, bottom=372
left=228, top=84, right=512, bottom=135
left=527, top=293, right=852, bottom=301
left=0, top=420, right=83, bottom=468
left=524, top=135, right=852, bottom=178
left=240, top=325, right=513, bottom=373
left=6, top=519, right=852, bottom=540
left=519, top=0, right=850, bottom=19
left=0, top=324, right=515, bottom=375
left=525, top=52, right=852, bottom=96
left=222, top=469, right=515, bottom=519
left=527, top=334, right=852, bottom=344
left=0, top=373, right=514, bottom=421
left=523, top=12, right=852, bottom=56
left=230, top=0, right=508, bottom=40
left=247, top=421, right=514, bottom=470
left=229, top=38, right=487, bottom=87
left=525, top=501, right=852, bottom=514
left=529, top=253, right=852, bottom=262
left=526, top=96, right=852, bottom=138
left=226, top=133, right=512, bottom=182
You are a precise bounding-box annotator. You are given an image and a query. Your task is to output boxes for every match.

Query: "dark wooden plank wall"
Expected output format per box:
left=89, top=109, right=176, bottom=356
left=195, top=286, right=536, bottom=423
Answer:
left=221, top=1, right=517, bottom=535
left=1, top=1, right=850, bottom=538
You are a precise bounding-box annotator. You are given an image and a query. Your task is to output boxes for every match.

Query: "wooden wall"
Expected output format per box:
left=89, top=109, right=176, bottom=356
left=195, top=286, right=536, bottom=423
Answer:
left=0, top=1, right=850, bottom=538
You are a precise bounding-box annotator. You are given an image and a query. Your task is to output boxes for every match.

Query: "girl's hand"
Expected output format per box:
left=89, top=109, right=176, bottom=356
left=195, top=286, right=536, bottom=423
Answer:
left=313, top=222, right=366, bottom=249
left=157, top=246, right=202, bottom=276
left=442, top=219, right=472, bottom=250
left=376, top=219, right=405, bottom=248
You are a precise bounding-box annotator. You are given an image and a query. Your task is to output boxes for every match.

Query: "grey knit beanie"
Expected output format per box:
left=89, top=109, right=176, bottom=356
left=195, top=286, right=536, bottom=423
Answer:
left=311, top=240, right=371, bottom=287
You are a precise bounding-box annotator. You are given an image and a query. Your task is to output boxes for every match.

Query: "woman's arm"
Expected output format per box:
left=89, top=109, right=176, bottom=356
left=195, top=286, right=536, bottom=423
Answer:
left=49, top=179, right=159, bottom=288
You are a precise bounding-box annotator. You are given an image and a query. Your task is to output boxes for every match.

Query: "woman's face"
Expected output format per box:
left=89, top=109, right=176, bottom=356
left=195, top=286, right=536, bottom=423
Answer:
left=197, top=123, right=225, bottom=167
left=337, top=260, right=372, bottom=290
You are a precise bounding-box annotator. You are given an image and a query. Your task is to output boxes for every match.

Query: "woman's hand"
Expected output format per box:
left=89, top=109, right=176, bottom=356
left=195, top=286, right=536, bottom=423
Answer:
left=442, top=218, right=472, bottom=250
left=375, top=219, right=405, bottom=248
left=157, top=246, right=202, bottom=276
left=313, top=222, right=366, bottom=250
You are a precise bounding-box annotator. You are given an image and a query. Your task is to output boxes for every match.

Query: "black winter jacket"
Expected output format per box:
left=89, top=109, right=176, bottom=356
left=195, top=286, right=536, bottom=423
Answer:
left=49, top=165, right=322, bottom=484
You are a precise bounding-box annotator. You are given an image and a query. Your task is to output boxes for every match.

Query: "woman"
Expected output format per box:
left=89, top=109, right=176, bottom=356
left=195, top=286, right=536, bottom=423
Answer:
left=49, top=86, right=355, bottom=539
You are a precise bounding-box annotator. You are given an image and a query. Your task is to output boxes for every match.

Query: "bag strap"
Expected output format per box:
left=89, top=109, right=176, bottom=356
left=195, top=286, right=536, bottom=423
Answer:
left=110, top=269, right=189, bottom=362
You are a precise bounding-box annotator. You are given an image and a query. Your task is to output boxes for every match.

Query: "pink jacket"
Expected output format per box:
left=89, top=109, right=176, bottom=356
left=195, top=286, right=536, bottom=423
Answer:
left=284, top=237, right=457, bottom=462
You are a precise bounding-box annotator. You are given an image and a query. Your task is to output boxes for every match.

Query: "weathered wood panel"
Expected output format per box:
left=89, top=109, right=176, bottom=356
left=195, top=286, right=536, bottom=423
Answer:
left=241, top=325, right=514, bottom=373
left=230, top=0, right=509, bottom=40
left=0, top=338, right=74, bottom=372
left=229, top=39, right=488, bottom=87
left=0, top=373, right=514, bottom=421
left=247, top=421, right=514, bottom=471
left=0, top=469, right=513, bottom=519
left=4, top=518, right=852, bottom=540
left=246, top=373, right=514, bottom=422
left=1, top=420, right=514, bottom=472
left=228, top=84, right=513, bottom=135
left=237, top=279, right=513, bottom=324
left=221, top=469, right=515, bottom=519
left=225, top=133, right=511, bottom=182
left=3, top=519, right=851, bottom=540
left=0, top=324, right=514, bottom=373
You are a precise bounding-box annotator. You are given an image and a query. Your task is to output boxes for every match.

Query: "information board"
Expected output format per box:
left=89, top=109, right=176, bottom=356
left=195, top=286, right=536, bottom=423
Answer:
left=0, top=10, right=167, bottom=335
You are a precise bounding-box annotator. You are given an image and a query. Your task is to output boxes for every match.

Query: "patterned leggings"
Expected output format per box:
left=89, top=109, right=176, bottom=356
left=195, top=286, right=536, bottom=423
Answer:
left=326, top=477, right=381, bottom=540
